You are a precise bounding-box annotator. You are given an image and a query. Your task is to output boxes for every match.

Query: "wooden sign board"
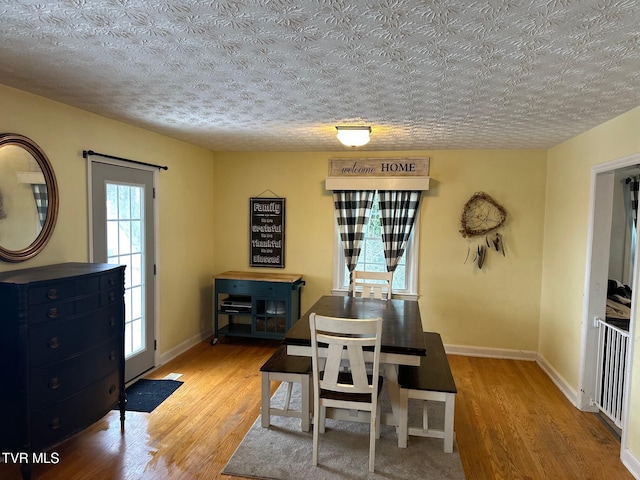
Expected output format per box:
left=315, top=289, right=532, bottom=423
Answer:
left=329, top=157, right=430, bottom=177
left=250, top=198, right=285, bottom=268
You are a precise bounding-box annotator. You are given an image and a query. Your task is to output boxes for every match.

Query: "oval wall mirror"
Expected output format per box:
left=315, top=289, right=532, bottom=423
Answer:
left=0, top=133, right=59, bottom=262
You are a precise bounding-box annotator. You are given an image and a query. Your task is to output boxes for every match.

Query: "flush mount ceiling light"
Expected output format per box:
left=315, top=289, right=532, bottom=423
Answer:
left=336, top=126, right=371, bottom=147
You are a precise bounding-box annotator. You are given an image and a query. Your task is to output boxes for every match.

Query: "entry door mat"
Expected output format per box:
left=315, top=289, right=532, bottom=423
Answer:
left=223, top=382, right=465, bottom=480
left=122, top=379, right=183, bottom=413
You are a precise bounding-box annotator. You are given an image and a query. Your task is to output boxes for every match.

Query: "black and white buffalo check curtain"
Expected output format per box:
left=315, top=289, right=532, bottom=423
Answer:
left=31, top=183, right=48, bottom=228
left=378, top=190, right=422, bottom=272
left=333, top=190, right=375, bottom=279
left=334, top=189, right=422, bottom=281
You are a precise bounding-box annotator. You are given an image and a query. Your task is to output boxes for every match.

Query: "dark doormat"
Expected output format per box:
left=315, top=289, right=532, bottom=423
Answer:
left=120, top=379, right=183, bottom=413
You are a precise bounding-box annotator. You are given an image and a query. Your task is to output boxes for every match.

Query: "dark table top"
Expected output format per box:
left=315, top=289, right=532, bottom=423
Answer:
left=284, top=295, right=426, bottom=357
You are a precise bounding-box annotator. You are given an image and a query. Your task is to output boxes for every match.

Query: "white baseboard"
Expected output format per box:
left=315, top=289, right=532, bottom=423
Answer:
left=444, top=343, right=537, bottom=361
left=535, top=353, right=578, bottom=407
left=158, top=328, right=212, bottom=366
left=622, top=448, right=640, bottom=479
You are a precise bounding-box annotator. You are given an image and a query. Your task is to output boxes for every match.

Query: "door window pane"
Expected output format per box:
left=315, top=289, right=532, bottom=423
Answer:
left=106, top=182, right=145, bottom=358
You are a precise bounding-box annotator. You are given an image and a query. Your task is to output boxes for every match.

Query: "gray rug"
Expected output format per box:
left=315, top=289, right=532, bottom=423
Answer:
left=223, top=382, right=465, bottom=480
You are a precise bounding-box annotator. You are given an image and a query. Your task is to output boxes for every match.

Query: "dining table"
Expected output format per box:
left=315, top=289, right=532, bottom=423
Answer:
left=284, top=295, right=427, bottom=447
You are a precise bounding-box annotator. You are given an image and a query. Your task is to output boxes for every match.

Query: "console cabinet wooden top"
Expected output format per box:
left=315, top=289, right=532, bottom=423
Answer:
left=213, top=270, right=303, bottom=283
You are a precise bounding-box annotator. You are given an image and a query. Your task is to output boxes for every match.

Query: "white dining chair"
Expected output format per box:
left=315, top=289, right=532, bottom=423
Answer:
left=349, top=270, right=393, bottom=300
left=309, top=312, right=383, bottom=473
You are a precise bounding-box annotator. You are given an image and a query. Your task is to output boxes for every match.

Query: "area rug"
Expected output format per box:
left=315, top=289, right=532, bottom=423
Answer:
left=121, top=379, right=183, bottom=413
left=223, top=382, right=465, bottom=480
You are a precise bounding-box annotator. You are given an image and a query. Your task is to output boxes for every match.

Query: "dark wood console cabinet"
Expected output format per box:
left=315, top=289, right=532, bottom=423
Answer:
left=0, top=262, right=126, bottom=480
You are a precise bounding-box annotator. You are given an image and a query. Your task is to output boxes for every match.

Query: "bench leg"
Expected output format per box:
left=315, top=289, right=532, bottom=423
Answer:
left=398, top=388, right=409, bottom=448
left=261, top=372, right=271, bottom=428
left=444, top=393, right=455, bottom=453
left=422, top=399, right=429, bottom=432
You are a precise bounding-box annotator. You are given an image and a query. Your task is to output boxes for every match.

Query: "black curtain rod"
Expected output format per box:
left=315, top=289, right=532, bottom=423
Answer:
left=82, top=150, right=168, bottom=171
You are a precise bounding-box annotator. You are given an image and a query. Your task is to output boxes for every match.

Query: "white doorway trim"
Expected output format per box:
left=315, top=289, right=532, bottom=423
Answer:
left=580, top=152, right=640, bottom=454
left=86, top=157, right=161, bottom=375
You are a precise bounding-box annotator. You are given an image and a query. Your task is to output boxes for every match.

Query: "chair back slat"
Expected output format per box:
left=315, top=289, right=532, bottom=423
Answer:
left=349, top=271, right=394, bottom=300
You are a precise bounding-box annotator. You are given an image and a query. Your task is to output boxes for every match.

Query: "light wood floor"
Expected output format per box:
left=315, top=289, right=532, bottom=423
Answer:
left=1, top=338, right=633, bottom=480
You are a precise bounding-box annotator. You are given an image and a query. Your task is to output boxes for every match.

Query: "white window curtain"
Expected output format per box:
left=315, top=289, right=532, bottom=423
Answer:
left=333, top=190, right=375, bottom=282
left=378, top=190, right=422, bottom=272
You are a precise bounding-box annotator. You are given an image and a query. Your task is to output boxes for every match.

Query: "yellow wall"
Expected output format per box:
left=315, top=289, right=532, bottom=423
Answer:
left=543, top=105, right=640, bottom=458
left=0, top=84, right=216, bottom=353
left=213, top=149, right=547, bottom=350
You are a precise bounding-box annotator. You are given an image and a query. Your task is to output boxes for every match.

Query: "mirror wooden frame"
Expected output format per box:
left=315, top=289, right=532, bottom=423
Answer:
left=0, top=133, right=59, bottom=262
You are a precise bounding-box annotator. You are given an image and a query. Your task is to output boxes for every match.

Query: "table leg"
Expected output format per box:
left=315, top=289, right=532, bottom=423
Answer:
left=383, top=363, right=407, bottom=448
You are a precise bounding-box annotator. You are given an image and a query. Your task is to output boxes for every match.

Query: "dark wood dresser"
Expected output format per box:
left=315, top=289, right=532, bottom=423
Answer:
left=0, top=262, right=126, bottom=480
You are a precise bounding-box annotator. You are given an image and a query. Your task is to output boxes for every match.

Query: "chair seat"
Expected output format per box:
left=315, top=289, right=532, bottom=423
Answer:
left=320, top=372, right=384, bottom=403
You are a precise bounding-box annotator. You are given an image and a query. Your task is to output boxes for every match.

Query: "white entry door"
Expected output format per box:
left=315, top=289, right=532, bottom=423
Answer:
left=91, top=161, right=156, bottom=382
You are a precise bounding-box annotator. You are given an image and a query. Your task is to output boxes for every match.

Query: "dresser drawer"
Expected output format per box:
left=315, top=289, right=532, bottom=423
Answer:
left=29, top=305, right=121, bottom=367
left=100, top=271, right=123, bottom=290
left=29, top=292, right=104, bottom=325
left=101, top=287, right=123, bottom=306
left=28, top=276, right=101, bottom=306
left=31, top=371, right=120, bottom=450
left=30, top=338, right=120, bottom=410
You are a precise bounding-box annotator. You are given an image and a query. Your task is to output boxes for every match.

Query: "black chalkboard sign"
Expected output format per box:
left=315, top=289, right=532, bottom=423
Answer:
left=249, top=197, right=285, bottom=268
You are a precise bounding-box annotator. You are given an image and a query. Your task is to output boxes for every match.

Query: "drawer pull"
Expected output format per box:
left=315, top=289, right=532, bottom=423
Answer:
left=109, top=277, right=116, bottom=286
left=109, top=351, right=116, bottom=361
left=110, top=316, right=116, bottom=327
left=109, top=384, right=117, bottom=395
left=47, top=288, right=58, bottom=300
left=47, top=307, right=59, bottom=319
left=50, top=417, right=61, bottom=430
left=48, top=337, right=60, bottom=349
left=109, top=292, right=116, bottom=302
left=49, top=377, right=61, bottom=390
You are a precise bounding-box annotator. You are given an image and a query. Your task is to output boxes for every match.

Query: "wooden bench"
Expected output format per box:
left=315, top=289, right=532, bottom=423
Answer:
left=397, top=332, right=457, bottom=452
left=260, top=345, right=312, bottom=432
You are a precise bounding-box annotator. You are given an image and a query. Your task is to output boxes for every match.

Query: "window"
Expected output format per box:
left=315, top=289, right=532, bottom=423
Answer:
left=333, top=191, right=419, bottom=298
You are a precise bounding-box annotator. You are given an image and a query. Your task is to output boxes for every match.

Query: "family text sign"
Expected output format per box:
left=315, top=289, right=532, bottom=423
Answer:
left=329, top=157, right=430, bottom=177
left=250, top=197, right=285, bottom=268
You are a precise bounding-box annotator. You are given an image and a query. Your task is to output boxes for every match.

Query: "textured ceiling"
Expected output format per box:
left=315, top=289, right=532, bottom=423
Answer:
left=1, top=0, right=640, bottom=152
